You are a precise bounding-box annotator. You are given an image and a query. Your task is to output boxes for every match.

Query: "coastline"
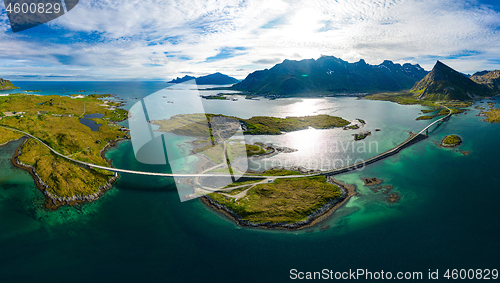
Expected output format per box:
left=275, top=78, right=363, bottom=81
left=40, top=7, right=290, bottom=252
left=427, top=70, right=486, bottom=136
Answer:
left=201, top=176, right=357, bottom=231
left=8, top=136, right=124, bottom=210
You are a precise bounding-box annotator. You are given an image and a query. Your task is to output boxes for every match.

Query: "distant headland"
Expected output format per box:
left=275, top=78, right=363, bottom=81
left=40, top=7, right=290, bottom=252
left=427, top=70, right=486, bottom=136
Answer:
left=168, top=72, right=239, bottom=85
left=0, top=78, right=18, bottom=90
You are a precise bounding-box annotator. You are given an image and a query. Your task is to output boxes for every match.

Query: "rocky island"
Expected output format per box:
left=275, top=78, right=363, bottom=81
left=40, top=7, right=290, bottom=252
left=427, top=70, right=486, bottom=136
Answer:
left=441, top=135, right=462, bottom=147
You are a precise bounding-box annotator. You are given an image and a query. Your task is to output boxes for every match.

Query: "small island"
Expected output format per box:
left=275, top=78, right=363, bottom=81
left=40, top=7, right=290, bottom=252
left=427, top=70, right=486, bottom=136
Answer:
left=362, top=177, right=383, bottom=186
left=441, top=135, right=462, bottom=147
left=354, top=131, right=371, bottom=141
left=203, top=175, right=357, bottom=230
left=483, top=109, right=500, bottom=123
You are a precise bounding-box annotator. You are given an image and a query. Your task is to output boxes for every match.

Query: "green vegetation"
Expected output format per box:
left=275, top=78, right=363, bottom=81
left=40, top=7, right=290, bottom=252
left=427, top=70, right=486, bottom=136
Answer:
left=87, top=94, right=112, bottom=98
left=368, top=92, right=469, bottom=121
left=344, top=124, right=360, bottom=129
left=219, top=179, right=265, bottom=190
left=441, top=135, right=462, bottom=147
left=18, top=139, right=113, bottom=197
left=203, top=95, right=228, bottom=100
left=194, top=143, right=225, bottom=164
left=208, top=176, right=342, bottom=223
left=0, top=127, right=22, bottom=144
left=367, top=91, right=473, bottom=107
left=416, top=115, right=434, bottom=120
left=484, top=109, right=500, bottom=123
left=366, top=92, right=438, bottom=106
left=194, top=142, right=268, bottom=165
left=0, top=93, right=126, bottom=199
left=151, top=113, right=350, bottom=137
left=244, top=144, right=267, bottom=156
left=242, top=115, right=349, bottom=135
left=416, top=108, right=465, bottom=120
left=227, top=143, right=267, bottom=160
left=444, top=101, right=473, bottom=108
left=354, top=132, right=371, bottom=141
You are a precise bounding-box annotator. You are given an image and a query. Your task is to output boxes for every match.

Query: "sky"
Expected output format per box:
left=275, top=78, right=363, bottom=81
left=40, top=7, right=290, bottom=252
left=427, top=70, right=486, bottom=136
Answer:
left=1, top=0, right=500, bottom=81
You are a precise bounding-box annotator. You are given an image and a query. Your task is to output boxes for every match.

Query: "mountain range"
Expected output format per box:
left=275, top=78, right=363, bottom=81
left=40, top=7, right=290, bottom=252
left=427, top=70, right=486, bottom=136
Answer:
left=168, top=72, right=239, bottom=85
left=411, top=61, right=497, bottom=101
left=0, top=78, right=17, bottom=90
left=231, top=56, right=428, bottom=95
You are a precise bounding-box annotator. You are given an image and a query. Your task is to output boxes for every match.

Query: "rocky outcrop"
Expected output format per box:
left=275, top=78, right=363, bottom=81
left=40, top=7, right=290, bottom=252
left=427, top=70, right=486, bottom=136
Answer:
left=0, top=78, right=18, bottom=90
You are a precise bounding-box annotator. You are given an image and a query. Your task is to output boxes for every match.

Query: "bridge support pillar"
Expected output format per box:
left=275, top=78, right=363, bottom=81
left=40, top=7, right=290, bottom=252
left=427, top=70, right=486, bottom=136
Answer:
left=426, top=129, right=428, bottom=136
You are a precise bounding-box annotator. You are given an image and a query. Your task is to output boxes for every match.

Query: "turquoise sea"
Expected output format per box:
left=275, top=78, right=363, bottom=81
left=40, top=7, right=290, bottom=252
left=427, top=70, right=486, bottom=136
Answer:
left=0, top=82, right=499, bottom=282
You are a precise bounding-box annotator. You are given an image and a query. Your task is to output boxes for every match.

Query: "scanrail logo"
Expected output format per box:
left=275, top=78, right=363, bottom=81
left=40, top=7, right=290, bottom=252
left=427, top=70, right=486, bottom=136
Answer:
left=4, top=0, right=79, bottom=32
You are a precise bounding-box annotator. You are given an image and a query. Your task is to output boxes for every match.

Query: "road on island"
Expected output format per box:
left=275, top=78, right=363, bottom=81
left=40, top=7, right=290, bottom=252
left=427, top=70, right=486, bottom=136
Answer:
left=0, top=105, right=452, bottom=184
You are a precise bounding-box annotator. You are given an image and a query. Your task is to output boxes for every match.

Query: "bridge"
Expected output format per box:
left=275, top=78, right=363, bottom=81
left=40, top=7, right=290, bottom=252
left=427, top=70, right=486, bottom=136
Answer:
left=318, top=105, right=452, bottom=176
left=0, top=105, right=452, bottom=180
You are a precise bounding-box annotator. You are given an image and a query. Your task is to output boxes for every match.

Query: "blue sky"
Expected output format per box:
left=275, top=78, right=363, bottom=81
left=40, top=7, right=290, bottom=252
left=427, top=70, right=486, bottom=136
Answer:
left=1, top=0, right=500, bottom=80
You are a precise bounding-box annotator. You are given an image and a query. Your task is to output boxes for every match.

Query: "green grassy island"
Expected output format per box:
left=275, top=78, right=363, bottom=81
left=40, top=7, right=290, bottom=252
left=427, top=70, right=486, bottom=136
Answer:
left=0, top=93, right=128, bottom=209
left=441, top=135, right=462, bottom=147
left=484, top=109, right=500, bottom=123
left=206, top=176, right=343, bottom=225
left=151, top=113, right=350, bottom=136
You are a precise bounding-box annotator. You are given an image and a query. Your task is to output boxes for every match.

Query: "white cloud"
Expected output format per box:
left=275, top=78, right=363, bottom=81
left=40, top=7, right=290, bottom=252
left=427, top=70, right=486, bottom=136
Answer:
left=0, top=0, right=500, bottom=79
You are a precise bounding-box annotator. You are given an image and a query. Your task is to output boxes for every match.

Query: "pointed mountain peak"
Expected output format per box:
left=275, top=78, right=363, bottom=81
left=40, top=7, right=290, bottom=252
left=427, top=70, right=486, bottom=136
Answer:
left=411, top=60, right=489, bottom=101
left=433, top=60, right=451, bottom=70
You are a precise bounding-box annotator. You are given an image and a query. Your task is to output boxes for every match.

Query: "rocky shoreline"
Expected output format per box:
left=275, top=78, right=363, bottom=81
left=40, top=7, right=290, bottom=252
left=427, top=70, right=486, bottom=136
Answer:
left=201, top=176, right=357, bottom=231
left=10, top=137, right=122, bottom=210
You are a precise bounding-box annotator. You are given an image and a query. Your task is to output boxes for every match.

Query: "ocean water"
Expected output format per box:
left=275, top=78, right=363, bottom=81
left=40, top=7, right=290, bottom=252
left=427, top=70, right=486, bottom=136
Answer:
left=0, top=82, right=499, bottom=282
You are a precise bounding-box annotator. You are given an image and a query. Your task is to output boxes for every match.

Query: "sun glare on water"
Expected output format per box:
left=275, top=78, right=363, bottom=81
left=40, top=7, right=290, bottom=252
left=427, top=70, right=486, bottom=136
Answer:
left=286, top=98, right=324, bottom=117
